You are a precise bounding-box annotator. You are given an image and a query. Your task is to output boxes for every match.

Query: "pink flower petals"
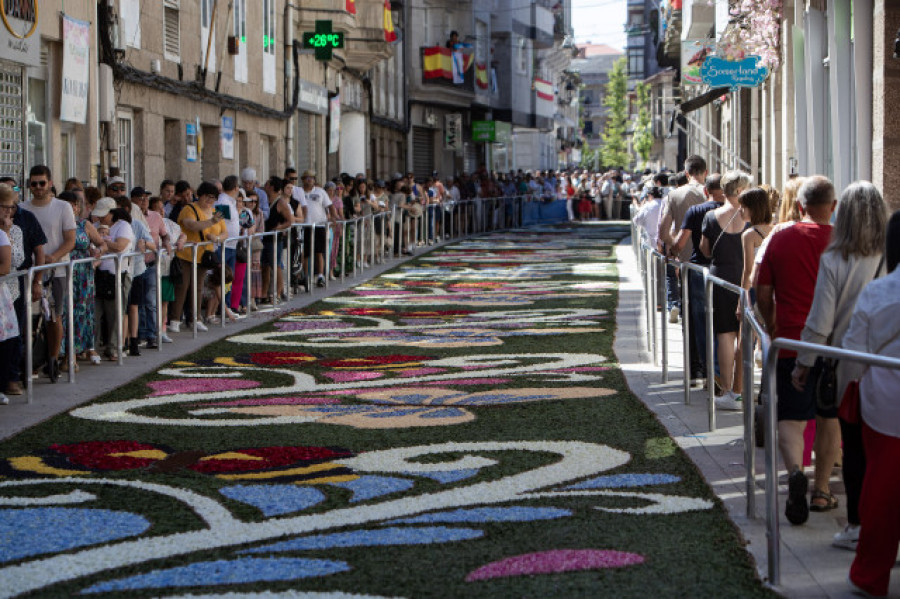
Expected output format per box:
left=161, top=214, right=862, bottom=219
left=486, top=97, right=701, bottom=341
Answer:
left=465, top=549, right=645, bottom=582
left=148, top=379, right=261, bottom=397
left=323, top=371, right=384, bottom=383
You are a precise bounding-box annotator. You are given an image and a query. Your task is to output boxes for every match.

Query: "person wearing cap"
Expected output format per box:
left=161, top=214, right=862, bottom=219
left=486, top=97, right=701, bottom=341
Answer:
left=90, top=197, right=135, bottom=361
left=241, top=167, right=270, bottom=219
left=298, top=171, right=336, bottom=287
left=171, top=182, right=227, bottom=332
left=21, top=165, right=76, bottom=380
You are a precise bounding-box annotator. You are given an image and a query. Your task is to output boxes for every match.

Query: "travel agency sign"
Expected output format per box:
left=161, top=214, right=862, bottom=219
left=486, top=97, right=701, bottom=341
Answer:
left=700, top=55, right=769, bottom=91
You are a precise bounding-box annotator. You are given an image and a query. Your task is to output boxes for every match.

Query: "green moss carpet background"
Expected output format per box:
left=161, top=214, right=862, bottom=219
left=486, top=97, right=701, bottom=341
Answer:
left=0, top=225, right=774, bottom=598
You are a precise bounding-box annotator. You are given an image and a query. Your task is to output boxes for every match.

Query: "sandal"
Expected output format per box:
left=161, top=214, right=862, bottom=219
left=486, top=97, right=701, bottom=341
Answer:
left=88, top=351, right=102, bottom=365
left=810, top=489, right=839, bottom=512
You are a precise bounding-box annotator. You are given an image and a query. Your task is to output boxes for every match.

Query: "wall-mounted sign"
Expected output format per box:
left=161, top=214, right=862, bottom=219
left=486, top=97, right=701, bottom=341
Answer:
left=444, top=113, right=462, bottom=151
left=298, top=80, right=329, bottom=115
left=302, top=20, right=344, bottom=61
left=186, top=123, right=198, bottom=162
left=60, top=15, right=90, bottom=124
left=472, top=121, right=511, bottom=144
left=701, top=55, right=769, bottom=90
left=0, top=0, right=40, bottom=66
left=221, top=116, right=234, bottom=160
left=681, top=39, right=715, bottom=85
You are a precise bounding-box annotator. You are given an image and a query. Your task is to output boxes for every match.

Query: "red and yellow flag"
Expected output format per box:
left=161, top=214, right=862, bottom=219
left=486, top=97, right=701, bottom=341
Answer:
left=384, top=1, right=397, bottom=43
left=423, top=47, right=452, bottom=79
left=476, top=63, right=488, bottom=89
left=346, top=0, right=357, bottom=15
left=534, top=77, right=554, bottom=101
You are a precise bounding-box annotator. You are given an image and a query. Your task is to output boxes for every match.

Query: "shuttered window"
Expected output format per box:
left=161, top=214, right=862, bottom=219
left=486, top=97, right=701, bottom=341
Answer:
left=163, top=0, right=180, bottom=62
left=412, top=127, right=434, bottom=179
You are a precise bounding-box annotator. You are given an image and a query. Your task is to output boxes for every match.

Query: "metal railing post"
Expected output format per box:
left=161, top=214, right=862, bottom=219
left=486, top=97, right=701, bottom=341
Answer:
left=649, top=249, right=658, bottom=365
left=65, top=262, right=75, bottom=383
left=245, top=235, right=253, bottom=312
left=741, top=300, right=756, bottom=519
left=191, top=244, right=199, bottom=339
left=155, top=248, right=163, bottom=350
left=660, top=255, right=669, bottom=383
left=114, top=255, right=124, bottom=365
left=308, top=224, right=315, bottom=294
left=681, top=262, right=691, bottom=404
left=271, top=231, right=279, bottom=303
left=341, top=221, right=347, bottom=281
left=285, top=226, right=293, bottom=301
left=764, top=346, right=781, bottom=587
left=705, top=275, right=716, bottom=431
left=25, top=270, right=33, bottom=403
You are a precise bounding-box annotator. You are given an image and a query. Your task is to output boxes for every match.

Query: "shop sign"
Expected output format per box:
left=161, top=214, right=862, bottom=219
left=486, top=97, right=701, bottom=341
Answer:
left=60, top=14, right=90, bottom=124
left=298, top=80, right=328, bottom=115
left=473, top=121, right=511, bottom=144
left=681, top=39, right=715, bottom=85
left=186, top=123, right=198, bottom=162
left=0, top=0, right=41, bottom=66
left=444, top=113, right=462, bottom=151
left=701, top=55, right=769, bottom=90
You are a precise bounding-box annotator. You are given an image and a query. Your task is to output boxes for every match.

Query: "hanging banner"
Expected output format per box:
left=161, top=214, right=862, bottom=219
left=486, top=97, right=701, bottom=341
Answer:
left=534, top=77, right=554, bottom=102
left=221, top=116, right=234, bottom=160
left=346, top=0, right=356, bottom=15
left=329, top=95, right=341, bottom=154
left=383, top=1, right=397, bottom=43
left=475, top=63, right=488, bottom=90
left=451, top=51, right=464, bottom=84
left=186, top=123, right=198, bottom=162
left=60, top=15, right=91, bottom=124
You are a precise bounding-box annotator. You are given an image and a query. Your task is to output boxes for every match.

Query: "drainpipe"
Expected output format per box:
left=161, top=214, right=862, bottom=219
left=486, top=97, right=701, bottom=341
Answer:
left=284, top=2, right=301, bottom=167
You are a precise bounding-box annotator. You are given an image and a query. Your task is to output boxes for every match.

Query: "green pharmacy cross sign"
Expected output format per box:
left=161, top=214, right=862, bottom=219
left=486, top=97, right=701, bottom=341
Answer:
left=302, top=20, right=344, bottom=61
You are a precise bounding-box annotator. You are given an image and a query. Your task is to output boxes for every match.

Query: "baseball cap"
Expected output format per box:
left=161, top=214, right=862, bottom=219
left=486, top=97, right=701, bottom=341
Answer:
left=323, top=181, right=336, bottom=190
left=107, top=176, right=125, bottom=187
left=130, top=186, right=148, bottom=198
left=301, top=170, right=316, bottom=179
left=375, top=179, right=386, bottom=188
left=91, top=197, right=117, bottom=218
left=241, top=167, right=257, bottom=182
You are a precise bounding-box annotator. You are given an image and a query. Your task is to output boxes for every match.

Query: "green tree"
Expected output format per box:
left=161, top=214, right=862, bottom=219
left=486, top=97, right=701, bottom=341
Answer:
left=633, top=82, right=653, bottom=166
left=600, top=57, right=631, bottom=168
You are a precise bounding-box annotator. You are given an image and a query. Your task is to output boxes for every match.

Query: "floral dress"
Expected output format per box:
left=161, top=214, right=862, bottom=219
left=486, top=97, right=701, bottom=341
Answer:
left=66, top=220, right=95, bottom=354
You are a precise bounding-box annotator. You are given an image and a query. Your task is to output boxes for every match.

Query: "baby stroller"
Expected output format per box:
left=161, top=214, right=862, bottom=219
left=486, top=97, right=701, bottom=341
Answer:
left=31, top=296, right=57, bottom=384
left=289, top=228, right=309, bottom=294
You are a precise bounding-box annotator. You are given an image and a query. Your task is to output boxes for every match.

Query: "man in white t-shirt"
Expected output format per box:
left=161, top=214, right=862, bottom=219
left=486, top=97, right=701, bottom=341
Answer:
left=215, top=176, right=243, bottom=307
left=299, top=171, right=336, bottom=287
left=21, top=165, right=76, bottom=377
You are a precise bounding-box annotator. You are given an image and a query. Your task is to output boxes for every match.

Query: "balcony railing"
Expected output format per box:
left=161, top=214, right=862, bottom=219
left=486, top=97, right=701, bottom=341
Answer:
left=420, top=47, right=475, bottom=93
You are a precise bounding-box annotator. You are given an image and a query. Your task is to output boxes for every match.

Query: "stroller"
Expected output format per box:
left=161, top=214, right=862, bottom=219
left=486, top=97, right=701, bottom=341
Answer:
left=289, top=228, right=309, bottom=294
left=31, top=296, right=58, bottom=384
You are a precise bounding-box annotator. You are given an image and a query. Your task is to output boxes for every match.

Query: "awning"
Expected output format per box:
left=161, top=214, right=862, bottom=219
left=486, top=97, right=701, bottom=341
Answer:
left=680, top=86, right=730, bottom=113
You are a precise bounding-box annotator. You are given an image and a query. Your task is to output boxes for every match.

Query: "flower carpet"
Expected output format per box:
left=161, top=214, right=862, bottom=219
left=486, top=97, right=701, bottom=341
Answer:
left=0, top=224, right=774, bottom=598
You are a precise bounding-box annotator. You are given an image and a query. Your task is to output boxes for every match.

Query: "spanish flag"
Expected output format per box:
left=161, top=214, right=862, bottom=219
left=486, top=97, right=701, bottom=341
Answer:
left=534, top=77, right=554, bottom=101
left=476, top=63, right=488, bottom=89
left=384, top=1, right=397, bottom=43
left=423, top=47, right=452, bottom=79
left=346, top=0, right=357, bottom=15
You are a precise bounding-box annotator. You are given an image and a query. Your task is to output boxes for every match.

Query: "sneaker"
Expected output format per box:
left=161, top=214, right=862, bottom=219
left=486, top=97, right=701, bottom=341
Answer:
left=669, top=306, right=680, bottom=324
left=168, top=321, right=181, bottom=333
left=785, top=467, right=810, bottom=525
left=207, top=316, right=221, bottom=325
left=715, top=391, right=743, bottom=411
left=144, top=340, right=159, bottom=350
left=0, top=393, right=8, bottom=405
left=5, top=381, right=23, bottom=396
left=161, top=334, right=174, bottom=344
left=833, top=524, right=860, bottom=551
left=194, top=321, right=209, bottom=332
left=316, top=276, right=326, bottom=288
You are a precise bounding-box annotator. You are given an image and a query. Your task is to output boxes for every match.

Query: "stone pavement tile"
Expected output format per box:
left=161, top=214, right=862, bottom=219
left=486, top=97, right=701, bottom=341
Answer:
left=0, top=247, right=441, bottom=442
left=615, top=238, right=900, bottom=598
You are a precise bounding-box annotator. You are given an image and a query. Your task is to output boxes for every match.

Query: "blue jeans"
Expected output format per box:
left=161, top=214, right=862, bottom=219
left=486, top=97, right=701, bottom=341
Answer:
left=666, top=263, right=681, bottom=311
left=137, top=265, right=158, bottom=341
left=218, top=247, right=236, bottom=306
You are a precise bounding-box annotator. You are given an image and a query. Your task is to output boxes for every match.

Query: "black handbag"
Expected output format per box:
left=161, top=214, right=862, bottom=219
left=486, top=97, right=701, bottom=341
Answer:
left=235, top=240, right=248, bottom=263
left=812, top=357, right=839, bottom=412
left=95, top=270, right=117, bottom=301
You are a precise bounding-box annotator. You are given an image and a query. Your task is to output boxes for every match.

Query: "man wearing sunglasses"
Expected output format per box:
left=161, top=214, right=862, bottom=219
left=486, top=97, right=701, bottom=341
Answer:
left=21, top=165, right=76, bottom=381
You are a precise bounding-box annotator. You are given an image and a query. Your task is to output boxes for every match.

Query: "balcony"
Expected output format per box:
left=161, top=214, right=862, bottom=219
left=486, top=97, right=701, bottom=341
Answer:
left=533, top=4, right=555, bottom=49
left=343, top=0, right=395, bottom=71
left=420, top=47, right=475, bottom=93
left=296, top=0, right=356, bottom=36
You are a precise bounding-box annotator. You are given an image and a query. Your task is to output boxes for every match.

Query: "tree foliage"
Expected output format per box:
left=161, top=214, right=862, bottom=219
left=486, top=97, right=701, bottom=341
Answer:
left=633, top=82, right=653, bottom=165
left=600, top=57, right=631, bottom=168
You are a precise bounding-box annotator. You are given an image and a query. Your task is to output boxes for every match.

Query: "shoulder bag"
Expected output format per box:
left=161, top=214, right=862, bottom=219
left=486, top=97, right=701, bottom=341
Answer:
left=189, top=204, right=221, bottom=269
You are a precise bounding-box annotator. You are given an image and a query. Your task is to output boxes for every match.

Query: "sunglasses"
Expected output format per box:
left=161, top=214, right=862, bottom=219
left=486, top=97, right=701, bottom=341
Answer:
left=109, top=185, right=126, bottom=191
left=287, top=177, right=298, bottom=182
left=29, top=180, right=48, bottom=188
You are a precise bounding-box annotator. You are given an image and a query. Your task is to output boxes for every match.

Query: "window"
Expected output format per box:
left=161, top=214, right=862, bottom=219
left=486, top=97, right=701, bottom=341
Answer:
left=117, top=112, right=134, bottom=191
left=201, top=0, right=216, bottom=72
left=163, top=0, right=180, bottom=61
left=233, top=0, right=247, bottom=82
left=262, top=0, right=276, bottom=94
left=516, top=36, right=529, bottom=74
left=475, top=20, right=487, bottom=64
left=627, top=47, right=644, bottom=79
left=120, top=0, right=141, bottom=48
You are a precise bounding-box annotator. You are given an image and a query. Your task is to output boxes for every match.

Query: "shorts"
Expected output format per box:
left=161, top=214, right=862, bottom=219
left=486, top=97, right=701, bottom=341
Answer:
left=160, top=276, right=176, bottom=303
left=42, top=275, right=67, bottom=319
left=127, top=271, right=144, bottom=306
left=302, top=226, right=328, bottom=255
left=776, top=357, right=836, bottom=421
left=260, top=237, right=285, bottom=268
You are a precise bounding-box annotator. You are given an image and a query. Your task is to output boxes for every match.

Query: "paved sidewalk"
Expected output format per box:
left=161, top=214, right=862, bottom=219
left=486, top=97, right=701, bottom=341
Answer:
left=0, top=247, right=439, bottom=442
left=615, top=238, right=900, bottom=598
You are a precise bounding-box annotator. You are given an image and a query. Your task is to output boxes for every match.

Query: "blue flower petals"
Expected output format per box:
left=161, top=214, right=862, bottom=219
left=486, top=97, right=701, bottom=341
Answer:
left=330, top=475, right=414, bottom=503
left=81, top=557, right=349, bottom=593
left=0, top=507, right=150, bottom=563
left=242, top=526, right=482, bottom=554
left=390, top=506, right=571, bottom=525
left=220, top=485, right=326, bottom=517
left=565, top=473, right=681, bottom=490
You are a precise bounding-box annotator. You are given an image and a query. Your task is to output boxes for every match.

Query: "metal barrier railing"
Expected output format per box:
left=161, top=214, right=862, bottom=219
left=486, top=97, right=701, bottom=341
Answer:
left=630, top=219, right=900, bottom=587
